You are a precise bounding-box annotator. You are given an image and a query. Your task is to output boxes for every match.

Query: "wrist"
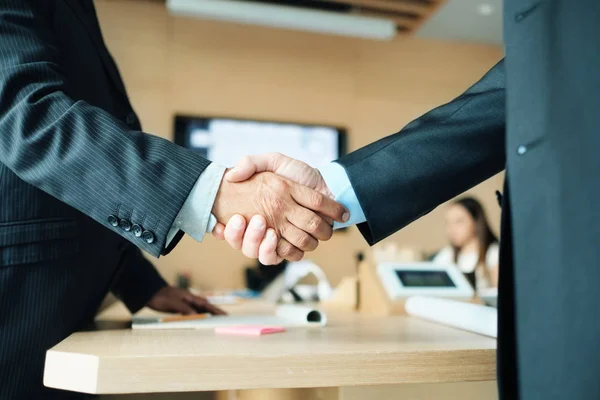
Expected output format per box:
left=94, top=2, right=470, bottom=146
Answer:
left=211, top=173, right=232, bottom=223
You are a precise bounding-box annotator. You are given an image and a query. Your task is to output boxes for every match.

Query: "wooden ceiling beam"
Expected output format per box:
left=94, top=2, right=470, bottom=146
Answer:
left=314, top=0, right=436, bottom=16
left=355, top=11, right=420, bottom=29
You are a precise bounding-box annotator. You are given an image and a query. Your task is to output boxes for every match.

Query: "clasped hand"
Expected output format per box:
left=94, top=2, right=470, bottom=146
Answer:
left=211, top=153, right=342, bottom=265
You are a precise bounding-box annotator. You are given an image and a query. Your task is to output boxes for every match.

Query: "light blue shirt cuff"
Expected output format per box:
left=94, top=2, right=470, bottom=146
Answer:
left=166, top=163, right=226, bottom=245
left=318, top=162, right=367, bottom=229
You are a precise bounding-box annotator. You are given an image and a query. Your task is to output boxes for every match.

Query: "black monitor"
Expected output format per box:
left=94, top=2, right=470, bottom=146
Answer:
left=395, top=270, right=457, bottom=288
left=174, top=115, right=347, bottom=167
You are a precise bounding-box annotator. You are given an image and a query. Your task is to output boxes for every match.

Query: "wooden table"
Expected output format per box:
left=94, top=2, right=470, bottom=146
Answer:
left=43, top=302, right=497, bottom=399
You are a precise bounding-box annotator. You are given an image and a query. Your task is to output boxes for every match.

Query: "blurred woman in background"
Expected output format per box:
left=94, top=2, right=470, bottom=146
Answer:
left=433, top=197, right=499, bottom=291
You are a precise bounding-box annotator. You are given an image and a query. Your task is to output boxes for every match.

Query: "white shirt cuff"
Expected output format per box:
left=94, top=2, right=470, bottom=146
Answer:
left=318, top=162, right=367, bottom=229
left=166, top=163, right=226, bottom=245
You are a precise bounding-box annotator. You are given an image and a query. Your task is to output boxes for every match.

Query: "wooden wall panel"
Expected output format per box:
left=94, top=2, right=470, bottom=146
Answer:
left=95, top=0, right=504, bottom=289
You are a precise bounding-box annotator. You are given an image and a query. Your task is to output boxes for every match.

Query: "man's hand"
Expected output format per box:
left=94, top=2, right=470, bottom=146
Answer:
left=212, top=169, right=347, bottom=262
left=226, top=153, right=332, bottom=198
left=146, top=286, right=226, bottom=315
left=212, top=154, right=336, bottom=264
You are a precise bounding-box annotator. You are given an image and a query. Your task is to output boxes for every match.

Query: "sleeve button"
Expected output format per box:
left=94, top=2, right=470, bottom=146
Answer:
left=108, top=215, right=119, bottom=227
left=126, top=112, right=137, bottom=127
left=132, top=224, right=143, bottom=237
left=119, top=219, right=132, bottom=232
left=142, top=230, right=155, bottom=244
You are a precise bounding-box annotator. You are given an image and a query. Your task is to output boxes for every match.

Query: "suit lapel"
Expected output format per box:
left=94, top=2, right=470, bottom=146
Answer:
left=62, top=0, right=128, bottom=97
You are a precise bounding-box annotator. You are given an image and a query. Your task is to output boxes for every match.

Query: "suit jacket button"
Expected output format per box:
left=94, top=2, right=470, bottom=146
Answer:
left=132, top=224, right=143, bottom=237
left=142, top=230, right=155, bottom=244
left=119, top=219, right=132, bottom=232
left=108, top=215, right=119, bottom=227
left=126, top=112, right=137, bottom=127
left=517, top=145, right=528, bottom=155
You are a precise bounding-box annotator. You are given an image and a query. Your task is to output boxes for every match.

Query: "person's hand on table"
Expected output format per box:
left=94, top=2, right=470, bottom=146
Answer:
left=212, top=153, right=341, bottom=265
left=211, top=166, right=348, bottom=263
left=146, top=286, right=226, bottom=315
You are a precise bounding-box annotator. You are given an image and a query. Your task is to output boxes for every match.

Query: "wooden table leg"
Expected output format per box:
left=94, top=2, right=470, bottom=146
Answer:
left=215, top=388, right=339, bottom=400
left=339, top=381, right=498, bottom=400
left=214, top=382, right=497, bottom=400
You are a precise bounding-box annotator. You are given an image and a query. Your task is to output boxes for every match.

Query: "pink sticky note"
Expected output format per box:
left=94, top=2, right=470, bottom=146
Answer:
left=215, top=325, right=286, bottom=336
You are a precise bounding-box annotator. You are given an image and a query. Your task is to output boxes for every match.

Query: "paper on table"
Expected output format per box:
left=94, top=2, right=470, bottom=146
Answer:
left=132, top=304, right=327, bottom=330
left=404, top=296, right=497, bottom=338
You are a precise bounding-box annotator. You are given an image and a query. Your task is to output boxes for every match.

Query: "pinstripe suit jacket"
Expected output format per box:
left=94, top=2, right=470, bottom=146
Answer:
left=0, top=1, right=210, bottom=398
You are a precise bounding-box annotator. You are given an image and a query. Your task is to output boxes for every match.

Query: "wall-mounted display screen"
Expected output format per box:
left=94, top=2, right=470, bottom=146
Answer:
left=174, top=115, right=346, bottom=168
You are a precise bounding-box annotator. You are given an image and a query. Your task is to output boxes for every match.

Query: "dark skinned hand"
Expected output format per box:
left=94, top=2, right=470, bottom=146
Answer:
left=146, top=286, right=226, bottom=315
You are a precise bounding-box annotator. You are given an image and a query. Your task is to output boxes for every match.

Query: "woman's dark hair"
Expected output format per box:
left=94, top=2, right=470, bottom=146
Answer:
left=451, top=197, right=498, bottom=267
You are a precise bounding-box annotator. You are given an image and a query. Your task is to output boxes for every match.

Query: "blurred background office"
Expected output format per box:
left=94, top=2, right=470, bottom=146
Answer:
left=93, top=0, right=504, bottom=292
left=432, top=197, right=499, bottom=292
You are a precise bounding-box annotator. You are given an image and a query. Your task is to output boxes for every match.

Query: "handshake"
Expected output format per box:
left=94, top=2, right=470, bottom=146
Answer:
left=210, top=153, right=348, bottom=265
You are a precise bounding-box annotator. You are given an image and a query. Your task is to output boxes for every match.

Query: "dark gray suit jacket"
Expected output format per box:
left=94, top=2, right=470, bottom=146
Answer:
left=0, top=1, right=210, bottom=398
left=338, top=1, right=600, bottom=399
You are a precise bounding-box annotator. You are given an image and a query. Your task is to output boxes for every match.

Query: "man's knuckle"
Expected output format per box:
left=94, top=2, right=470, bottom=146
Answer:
left=269, top=197, right=285, bottom=215
left=297, top=234, right=312, bottom=249
left=307, top=216, right=322, bottom=234
left=273, top=178, right=289, bottom=193
left=278, top=246, right=292, bottom=257
left=311, top=192, right=324, bottom=208
left=278, top=241, right=295, bottom=256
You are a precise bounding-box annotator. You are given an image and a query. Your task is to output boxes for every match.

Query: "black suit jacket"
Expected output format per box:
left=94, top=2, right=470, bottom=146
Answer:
left=338, top=1, right=600, bottom=399
left=0, top=1, right=210, bottom=398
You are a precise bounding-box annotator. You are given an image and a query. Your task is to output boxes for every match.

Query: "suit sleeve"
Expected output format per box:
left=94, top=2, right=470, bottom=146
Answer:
left=110, top=245, right=167, bottom=313
left=337, top=60, right=506, bottom=245
left=0, top=1, right=210, bottom=257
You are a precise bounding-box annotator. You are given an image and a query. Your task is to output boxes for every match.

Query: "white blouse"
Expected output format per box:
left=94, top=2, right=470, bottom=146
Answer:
left=433, top=244, right=499, bottom=290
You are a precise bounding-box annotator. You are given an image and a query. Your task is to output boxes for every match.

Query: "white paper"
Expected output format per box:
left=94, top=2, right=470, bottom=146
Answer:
left=404, top=296, right=497, bottom=338
left=132, top=305, right=327, bottom=330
